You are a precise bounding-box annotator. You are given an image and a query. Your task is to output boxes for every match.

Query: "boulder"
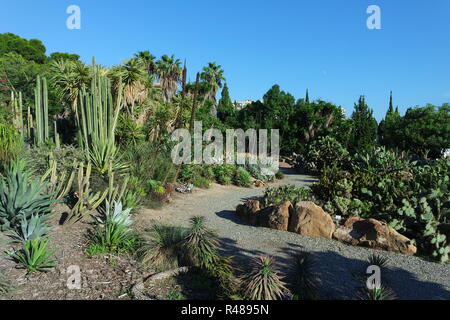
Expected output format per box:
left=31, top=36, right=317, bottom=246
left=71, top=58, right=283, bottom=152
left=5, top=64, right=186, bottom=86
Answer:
left=333, top=217, right=417, bottom=256
left=235, top=200, right=260, bottom=225
left=288, top=201, right=336, bottom=239
left=268, top=201, right=292, bottom=231
left=254, top=180, right=267, bottom=188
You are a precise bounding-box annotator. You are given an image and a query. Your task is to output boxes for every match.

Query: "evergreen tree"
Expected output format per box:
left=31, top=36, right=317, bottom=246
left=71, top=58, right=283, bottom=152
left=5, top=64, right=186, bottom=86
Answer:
left=305, top=89, right=310, bottom=104
left=217, top=84, right=236, bottom=126
left=349, top=96, right=378, bottom=154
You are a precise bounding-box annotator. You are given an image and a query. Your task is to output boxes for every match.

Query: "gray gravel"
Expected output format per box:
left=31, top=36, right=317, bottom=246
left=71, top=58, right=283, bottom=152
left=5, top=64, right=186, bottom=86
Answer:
left=145, top=168, right=450, bottom=300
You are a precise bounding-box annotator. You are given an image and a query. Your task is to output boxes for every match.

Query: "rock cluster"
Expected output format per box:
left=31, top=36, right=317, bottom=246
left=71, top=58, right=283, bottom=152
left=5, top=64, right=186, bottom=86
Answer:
left=236, top=200, right=417, bottom=255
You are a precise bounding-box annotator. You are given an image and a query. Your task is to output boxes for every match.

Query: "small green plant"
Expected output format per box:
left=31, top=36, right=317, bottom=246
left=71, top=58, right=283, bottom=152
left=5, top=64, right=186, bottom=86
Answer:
left=241, top=255, right=287, bottom=300
left=11, top=238, right=56, bottom=273
left=165, top=289, right=184, bottom=300
left=233, top=167, right=253, bottom=187
left=193, top=176, right=211, bottom=189
left=138, top=224, right=187, bottom=271
left=275, top=170, right=285, bottom=180
left=213, top=165, right=235, bottom=185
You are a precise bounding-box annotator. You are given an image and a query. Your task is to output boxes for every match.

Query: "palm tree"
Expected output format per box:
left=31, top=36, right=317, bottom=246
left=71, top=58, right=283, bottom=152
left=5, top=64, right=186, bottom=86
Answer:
left=156, top=54, right=182, bottom=102
left=134, top=50, right=157, bottom=80
left=200, top=62, right=225, bottom=102
left=109, top=58, right=148, bottom=118
left=50, top=59, right=91, bottom=112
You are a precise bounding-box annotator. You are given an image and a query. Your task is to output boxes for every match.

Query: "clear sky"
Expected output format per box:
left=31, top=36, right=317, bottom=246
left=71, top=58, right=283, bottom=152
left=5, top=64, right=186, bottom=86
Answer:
left=1, top=0, right=449, bottom=120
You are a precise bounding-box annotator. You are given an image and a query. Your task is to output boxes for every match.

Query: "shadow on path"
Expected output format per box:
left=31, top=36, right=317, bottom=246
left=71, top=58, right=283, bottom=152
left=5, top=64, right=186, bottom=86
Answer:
left=217, top=237, right=450, bottom=300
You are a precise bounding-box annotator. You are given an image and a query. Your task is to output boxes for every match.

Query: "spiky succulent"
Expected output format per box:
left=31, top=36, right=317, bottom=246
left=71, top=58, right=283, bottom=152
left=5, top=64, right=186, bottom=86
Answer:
left=242, top=255, right=287, bottom=300
left=9, top=214, right=52, bottom=243
left=0, top=161, right=54, bottom=231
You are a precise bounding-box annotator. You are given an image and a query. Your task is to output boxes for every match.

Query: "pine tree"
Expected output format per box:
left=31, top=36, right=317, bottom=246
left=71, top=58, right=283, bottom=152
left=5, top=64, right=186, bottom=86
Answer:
left=305, top=89, right=310, bottom=104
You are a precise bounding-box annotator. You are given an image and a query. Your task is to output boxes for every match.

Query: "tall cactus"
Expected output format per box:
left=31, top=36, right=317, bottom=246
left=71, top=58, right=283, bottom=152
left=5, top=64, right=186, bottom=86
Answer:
left=34, top=75, right=50, bottom=145
left=76, top=58, right=125, bottom=175
left=11, top=91, right=24, bottom=138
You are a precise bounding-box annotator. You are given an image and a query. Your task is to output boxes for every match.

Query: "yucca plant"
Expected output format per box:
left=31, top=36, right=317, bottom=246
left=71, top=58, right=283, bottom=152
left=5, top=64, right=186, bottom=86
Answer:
left=9, top=214, right=52, bottom=243
left=242, top=255, right=287, bottom=300
left=137, top=224, right=187, bottom=271
left=11, top=238, right=56, bottom=273
left=181, top=216, right=220, bottom=269
left=0, top=160, right=54, bottom=231
left=291, top=252, right=319, bottom=300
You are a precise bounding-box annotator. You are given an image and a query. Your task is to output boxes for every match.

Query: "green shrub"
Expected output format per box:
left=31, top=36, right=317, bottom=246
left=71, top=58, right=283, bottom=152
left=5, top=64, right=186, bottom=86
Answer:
left=275, top=170, right=285, bottom=180
left=213, top=164, right=235, bottom=185
left=233, top=167, right=252, bottom=187
left=261, top=185, right=313, bottom=208
left=193, top=176, right=211, bottom=189
left=310, top=147, right=450, bottom=262
left=0, top=161, right=54, bottom=231
left=116, top=114, right=145, bottom=146
left=296, top=136, right=349, bottom=174
left=0, top=122, right=22, bottom=167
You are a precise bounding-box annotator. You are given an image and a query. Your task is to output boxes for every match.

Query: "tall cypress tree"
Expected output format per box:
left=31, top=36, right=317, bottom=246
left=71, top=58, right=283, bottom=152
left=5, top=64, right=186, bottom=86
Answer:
left=305, top=89, right=310, bottom=104
left=349, top=95, right=378, bottom=154
left=217, top=83, right=235, bottom=126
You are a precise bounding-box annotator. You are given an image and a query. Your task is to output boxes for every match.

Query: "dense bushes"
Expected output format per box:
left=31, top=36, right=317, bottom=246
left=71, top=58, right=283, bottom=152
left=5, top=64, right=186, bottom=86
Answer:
left=309, top=147, right=450, bottom=263
left=0, top=122, right=22, bottom=168
left=295, top=136, right=349, bottom=174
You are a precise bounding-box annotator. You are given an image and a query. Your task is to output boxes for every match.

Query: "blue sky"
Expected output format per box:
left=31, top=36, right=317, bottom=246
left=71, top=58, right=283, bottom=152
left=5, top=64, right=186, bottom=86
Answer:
left=1, top=0, right=449, bottom=120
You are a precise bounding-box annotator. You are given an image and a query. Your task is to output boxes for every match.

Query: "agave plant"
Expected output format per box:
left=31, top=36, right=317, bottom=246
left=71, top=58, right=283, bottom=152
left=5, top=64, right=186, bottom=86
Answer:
left=9, top=214, right=52, bottom=243
left=242, top=255, right=287, bottom=300
left=137, top=224, right=187, bottom=271
left=11, top=238, right=56, bottom=273
left=89, top=201, right=136, bottom=254
left=0, top=161, right=54, bottom=231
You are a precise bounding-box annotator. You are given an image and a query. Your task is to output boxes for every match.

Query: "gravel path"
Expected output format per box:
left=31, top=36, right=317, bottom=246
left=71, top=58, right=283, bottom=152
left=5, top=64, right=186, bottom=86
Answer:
left=141, top=168, right=450, bottom=300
